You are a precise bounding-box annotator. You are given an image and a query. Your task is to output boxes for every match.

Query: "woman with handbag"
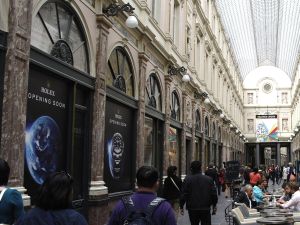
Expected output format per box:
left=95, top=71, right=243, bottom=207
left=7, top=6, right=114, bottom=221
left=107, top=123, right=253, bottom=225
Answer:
left=163, top=166, right=182, bottom=219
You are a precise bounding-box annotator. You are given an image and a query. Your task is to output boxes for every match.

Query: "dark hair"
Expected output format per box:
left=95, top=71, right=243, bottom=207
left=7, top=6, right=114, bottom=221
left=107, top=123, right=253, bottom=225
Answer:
left=136, top=166, right=159, bottom=188
left=190, top=161, right=202, bottom=174
left=167, top=166, right=177, bottom=177
left=256, top=179, right=263, bottom=186
left=286, top=182, right=299, bottom=191
left=253, top=168, right=258, bottom=173
left=0, top=158, right=10, bottom=186
left=35, top=171, right=73, bottom=210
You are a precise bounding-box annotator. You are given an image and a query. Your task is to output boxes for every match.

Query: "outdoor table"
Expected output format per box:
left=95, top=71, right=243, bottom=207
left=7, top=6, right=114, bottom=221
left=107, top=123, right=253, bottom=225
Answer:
left=256, top=217, right=294, bottom=225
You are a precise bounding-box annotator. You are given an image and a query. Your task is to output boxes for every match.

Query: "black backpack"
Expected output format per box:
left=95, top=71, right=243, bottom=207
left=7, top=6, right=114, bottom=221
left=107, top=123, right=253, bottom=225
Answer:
left=122, top=196, right=165, bottom=225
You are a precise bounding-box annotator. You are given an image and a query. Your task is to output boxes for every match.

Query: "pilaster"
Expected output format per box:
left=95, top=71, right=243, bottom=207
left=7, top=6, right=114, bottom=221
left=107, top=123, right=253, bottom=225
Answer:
left=0, top=0, right=32, bottom=204
left=136, top=52, right=149, bottom=168
left=88, top=14, right=112, bottom=225
left=181, top=91, right=188, bottom=175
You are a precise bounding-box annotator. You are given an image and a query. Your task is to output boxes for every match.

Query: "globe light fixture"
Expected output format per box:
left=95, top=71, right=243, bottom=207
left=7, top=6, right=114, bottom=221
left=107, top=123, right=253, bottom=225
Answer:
left=230, top=124, right=233, bottom=128
left=168, top=65, right=190, bottom=83
left=236, top=129, right=239, bottom=133
left=240, top=133, right=243, bottom=137
left=103, top=3, right=138, bottom=28
left=126, top=15, right=138, bottom=28
left=295, top=128, right=299, bottom=132
left=220, top=113, right=224, bottom=118
left=204, top=98, right=210, bottom=104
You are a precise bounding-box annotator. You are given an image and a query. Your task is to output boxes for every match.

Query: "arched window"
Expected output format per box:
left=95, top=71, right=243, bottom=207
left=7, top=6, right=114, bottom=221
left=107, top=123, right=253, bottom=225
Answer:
left=145, top=74, right=162, bottom=111
left=195, top=109, right=201, bottom=131
left=170, top=91, right=180, bottom=121
left=212, top=123, right=216, bottom=139
left=205, top=117, right=209, bottom=136
left=107, top=47, right=134, bottom=96
left=31, top=1, right=89, bottom=72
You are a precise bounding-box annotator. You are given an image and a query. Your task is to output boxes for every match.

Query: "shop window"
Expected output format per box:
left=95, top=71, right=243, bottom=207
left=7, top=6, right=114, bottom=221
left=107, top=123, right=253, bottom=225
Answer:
left=107, top=47, right=134, bottom=96
left=168, top=127, right=180, bottom=169
left=195, top=109, right=201, bottom=131
left=31, top=1, right=89, bottom=72
left=204, top=117, right=209, bottom=136
left=145, top=74, right=162, bottom=111
left=170, top=91, right=180, bottom=121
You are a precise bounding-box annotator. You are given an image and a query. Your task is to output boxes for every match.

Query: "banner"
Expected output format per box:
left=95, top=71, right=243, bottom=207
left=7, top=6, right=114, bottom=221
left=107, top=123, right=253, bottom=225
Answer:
left=256, top=115, right=278, bottom=142
left=104, top=99, right=134, bottom=193
left=24, top=68, right=69, bottom=197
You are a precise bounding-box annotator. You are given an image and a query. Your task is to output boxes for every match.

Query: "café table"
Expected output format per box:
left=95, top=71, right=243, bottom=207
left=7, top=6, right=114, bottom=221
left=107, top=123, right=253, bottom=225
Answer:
left=256, top=205, right=294, bottom=225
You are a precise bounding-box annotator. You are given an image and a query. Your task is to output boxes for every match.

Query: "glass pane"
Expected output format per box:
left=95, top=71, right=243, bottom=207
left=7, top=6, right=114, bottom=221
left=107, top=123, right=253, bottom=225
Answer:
left=31, top=15, right=52, bottom=52
left=39, top=3, right=60, bottom=42
left=57, top=5, right=71, bottom=40
left=73, top=109, right=85, bottom=200
left=168, top=127, right=180, bottom=168
left=144, top=117, right=154, bottom=166
left=73, top=45, right=88, bottom=72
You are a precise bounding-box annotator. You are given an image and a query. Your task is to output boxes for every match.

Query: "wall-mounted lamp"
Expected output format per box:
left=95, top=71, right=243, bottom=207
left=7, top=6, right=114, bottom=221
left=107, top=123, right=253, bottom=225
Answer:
left=103, top=3, right=138, bottom=28
left=230, top=124, right=233, bottom=128
left=239, top=133, right=243, bottom=137
left=235, top=129, right=239, bottom=134
left=218, top=109, right=224, bottom=118
left=168, top=65, right=190, bottom=82
left=199, top=92, right=210, bottom=104
left=295, top=128, right=299, bottom=132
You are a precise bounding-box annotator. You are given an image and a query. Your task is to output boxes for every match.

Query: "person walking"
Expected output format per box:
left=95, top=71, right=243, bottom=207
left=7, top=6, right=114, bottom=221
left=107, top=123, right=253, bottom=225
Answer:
left=108, top=166, right=176, bottom=225
left=180, top=161, right=218, bottom=225
left=205, top=163, right=219, bottom=195
left=282, top=165, right=288, bottom=183
left=163, top=166, right=182, bottom=218
left=249, top=168, right=261, bottom=186
left=15, top=171, right=87, bottom=225
left=0, top=158, right=24, bottom=224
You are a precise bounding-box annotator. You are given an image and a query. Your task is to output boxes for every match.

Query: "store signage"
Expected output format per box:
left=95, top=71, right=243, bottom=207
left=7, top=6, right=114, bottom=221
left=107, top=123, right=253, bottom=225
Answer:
left=225, top=160, right=240, bottom=182
left=24, top=69, right=69, bottom=197
left=104, top=99, right=134, bottom=193
left=256, top=114, right=278, bottom=142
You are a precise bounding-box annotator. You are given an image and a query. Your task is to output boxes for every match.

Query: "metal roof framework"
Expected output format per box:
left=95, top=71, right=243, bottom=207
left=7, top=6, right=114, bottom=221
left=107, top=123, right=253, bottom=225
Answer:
left=215, top=0, right=300, bottom=80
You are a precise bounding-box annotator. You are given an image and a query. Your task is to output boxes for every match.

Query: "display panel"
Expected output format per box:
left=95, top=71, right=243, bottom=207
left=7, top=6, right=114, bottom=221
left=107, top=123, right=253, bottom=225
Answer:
left=24, top=68, right=69, bottom=196
left=104, top=99, right=134, bottom=193
left=256, top=115, right=278, bottom=142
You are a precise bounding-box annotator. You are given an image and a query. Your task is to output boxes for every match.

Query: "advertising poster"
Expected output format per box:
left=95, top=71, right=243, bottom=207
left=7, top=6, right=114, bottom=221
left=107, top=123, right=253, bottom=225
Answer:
left=24, top=68, right=69, bottom=197
left=256, top=115, right=278, bottom=142
left=104, top=99, right=134, bottom=193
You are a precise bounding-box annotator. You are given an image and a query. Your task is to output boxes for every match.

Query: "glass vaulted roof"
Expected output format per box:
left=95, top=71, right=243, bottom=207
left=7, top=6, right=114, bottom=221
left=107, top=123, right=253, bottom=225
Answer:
left=215, top=0, right=300, bottom=79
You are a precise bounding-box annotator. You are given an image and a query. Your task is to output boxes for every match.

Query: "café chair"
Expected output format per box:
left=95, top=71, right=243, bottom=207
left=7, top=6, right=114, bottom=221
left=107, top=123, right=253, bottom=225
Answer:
left=234, top=202, right=259, bottom=214
left=239, top=205, right=261, bottom=218
left=231, top=208, right=259, bottom=225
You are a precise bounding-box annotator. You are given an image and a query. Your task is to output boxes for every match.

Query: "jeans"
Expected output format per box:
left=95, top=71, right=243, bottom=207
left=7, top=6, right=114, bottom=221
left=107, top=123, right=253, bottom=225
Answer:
left=188, top=209, right=211, bottom=225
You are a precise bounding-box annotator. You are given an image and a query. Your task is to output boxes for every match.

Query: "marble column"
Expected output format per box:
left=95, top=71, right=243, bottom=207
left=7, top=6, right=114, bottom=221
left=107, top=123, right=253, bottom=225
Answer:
left=191, top=100, right=196, bottom=161
left=136, top=53, right=149, bottom=168
left=181, top=92, right=187, bottom=175
left=0, top=0, right=33, bottom=206
left=163, top=76, right=172, bottom=174
left=255, top=143, right=260, bottom=168
left=277, top=142, right=281, bottom=166
left=88, top=15, right=112, bottom=225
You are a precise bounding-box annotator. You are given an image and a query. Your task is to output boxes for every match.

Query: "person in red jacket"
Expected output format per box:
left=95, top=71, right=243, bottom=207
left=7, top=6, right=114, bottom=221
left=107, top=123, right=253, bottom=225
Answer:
left=249, top=168, right=261, bottom=186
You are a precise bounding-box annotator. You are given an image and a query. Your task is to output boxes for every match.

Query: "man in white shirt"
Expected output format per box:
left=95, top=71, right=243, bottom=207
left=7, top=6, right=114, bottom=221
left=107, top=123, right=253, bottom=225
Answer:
left=278, top=182, right=300, bottom=211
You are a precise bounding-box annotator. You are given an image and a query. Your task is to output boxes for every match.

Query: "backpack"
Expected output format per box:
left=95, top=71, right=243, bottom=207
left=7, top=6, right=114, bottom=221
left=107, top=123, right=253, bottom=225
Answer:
left=122, top=196, right=165, bottom=225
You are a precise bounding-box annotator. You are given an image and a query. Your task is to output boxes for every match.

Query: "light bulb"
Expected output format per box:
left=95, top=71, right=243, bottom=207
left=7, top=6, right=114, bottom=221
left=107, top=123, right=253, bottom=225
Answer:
left=126, top=15, right=138, bottom=28
left=182, top=74, right=190, bottom=82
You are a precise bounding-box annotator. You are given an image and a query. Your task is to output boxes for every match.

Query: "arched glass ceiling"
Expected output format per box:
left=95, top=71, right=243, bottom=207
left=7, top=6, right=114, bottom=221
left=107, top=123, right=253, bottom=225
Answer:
left=215, top=0, right=300, bottom=80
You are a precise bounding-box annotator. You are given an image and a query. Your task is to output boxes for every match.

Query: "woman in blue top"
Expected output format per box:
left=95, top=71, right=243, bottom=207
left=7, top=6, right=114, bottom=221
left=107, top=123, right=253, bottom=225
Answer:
left=0, top=158, right=24, bottom=224
left=15, top=171, right=88, bottom=225
left=253, top=180, right=265, bottom=204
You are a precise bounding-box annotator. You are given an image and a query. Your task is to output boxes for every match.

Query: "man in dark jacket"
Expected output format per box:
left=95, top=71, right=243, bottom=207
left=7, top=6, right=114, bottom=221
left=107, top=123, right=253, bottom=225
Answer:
left=234, top=184, right=257, bottom=208
left=180, top=161, right=218, bottom=225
